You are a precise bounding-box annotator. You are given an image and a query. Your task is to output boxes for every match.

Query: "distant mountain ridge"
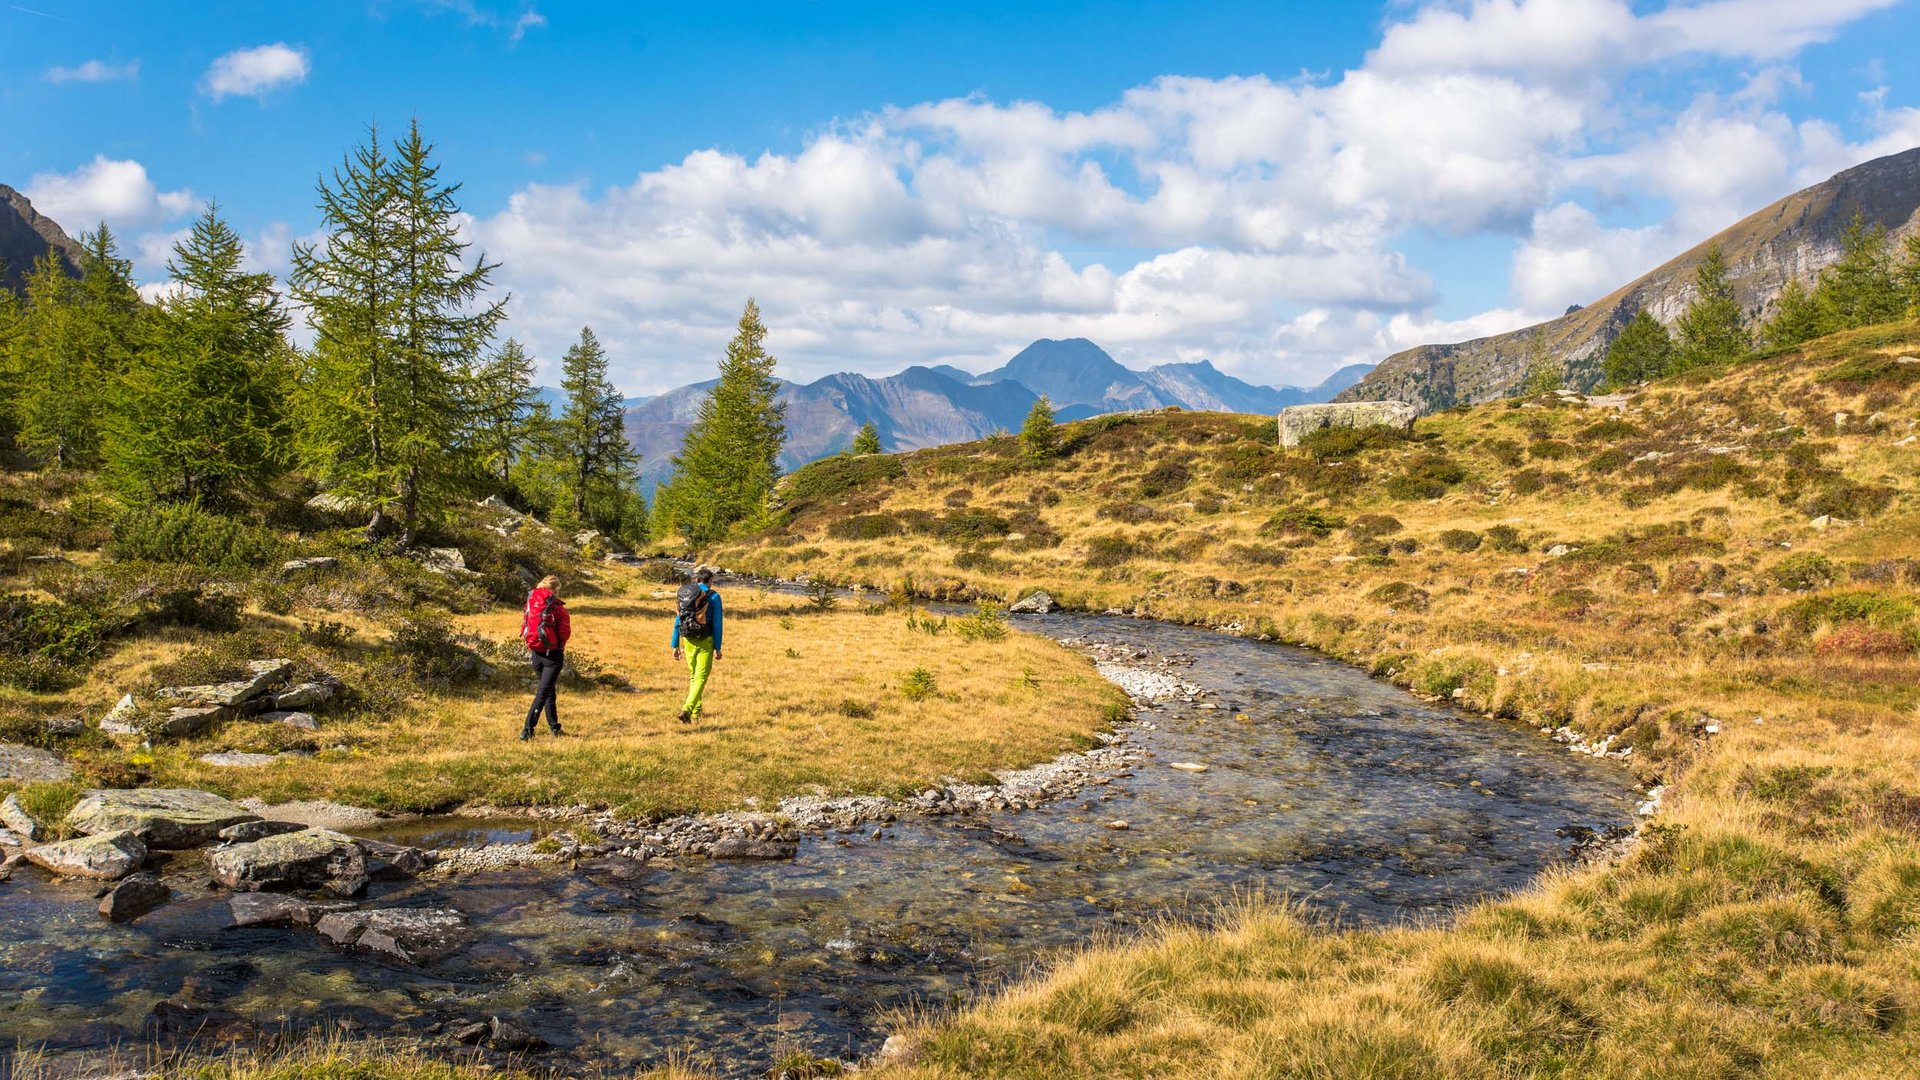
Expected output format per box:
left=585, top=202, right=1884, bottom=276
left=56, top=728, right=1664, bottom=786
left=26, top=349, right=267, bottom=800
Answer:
left=1339, top=146, right=1920, bottom=412
left=613, top=339, right=1370, bottom=493
left=0, top=184, right=85, bottom=294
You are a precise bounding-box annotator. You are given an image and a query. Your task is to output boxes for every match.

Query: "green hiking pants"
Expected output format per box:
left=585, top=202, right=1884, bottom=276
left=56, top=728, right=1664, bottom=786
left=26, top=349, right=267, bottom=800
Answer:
left=682, top=635, right=715, bottom=719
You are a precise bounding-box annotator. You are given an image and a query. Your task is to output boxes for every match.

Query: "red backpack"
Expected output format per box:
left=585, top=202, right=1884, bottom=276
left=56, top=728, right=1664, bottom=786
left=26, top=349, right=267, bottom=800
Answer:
left=522, top=592, right=562, bottom=651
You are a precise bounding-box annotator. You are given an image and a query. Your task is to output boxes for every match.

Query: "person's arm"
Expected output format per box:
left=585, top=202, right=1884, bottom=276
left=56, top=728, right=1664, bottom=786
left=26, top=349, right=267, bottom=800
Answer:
left=556, top=600, right=571, bottom=647
left=670, top=613, right=681, bottom=652
left=711, top=594, right=723, bottom=657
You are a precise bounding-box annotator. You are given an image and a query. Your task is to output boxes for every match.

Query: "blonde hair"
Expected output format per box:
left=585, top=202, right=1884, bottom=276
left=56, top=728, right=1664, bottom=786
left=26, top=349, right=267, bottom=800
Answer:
left=536, top=575, right=561, bottom=592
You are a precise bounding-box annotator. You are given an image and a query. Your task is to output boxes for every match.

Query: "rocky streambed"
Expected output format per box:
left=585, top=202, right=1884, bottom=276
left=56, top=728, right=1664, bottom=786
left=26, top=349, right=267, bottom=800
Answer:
left=0, top=612, right=1639, bottom=1077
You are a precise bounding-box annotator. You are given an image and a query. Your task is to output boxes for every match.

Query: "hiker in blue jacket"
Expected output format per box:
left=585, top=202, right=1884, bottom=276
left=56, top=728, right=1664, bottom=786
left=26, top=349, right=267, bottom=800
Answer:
left=671, top=567, right=723, bottom=724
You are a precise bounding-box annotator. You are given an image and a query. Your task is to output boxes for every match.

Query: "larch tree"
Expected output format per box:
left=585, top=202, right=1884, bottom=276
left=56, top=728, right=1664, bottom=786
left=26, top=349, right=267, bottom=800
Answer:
left=655, top=299, right=787, bottom=547
left=291, top=121, right=504, bottom=544
left=471, top=337, right=545, bottom=488
left=1019, top=395, right=1059, bottom=461
left=1673, top=244, right=1749, bottom=370
left=1760, top=277, right=1821, bottom=350
left=1902, top=230, right=1920, bottom=316
left=105, top=207, right=292, bottom=503
left=850, top=421, right=882, bottom=456
left=1812, top=212, right=1902, bottom=333
left=552, top=325, right=641, bottom=532
left=1519, top=331, right=1561, bottom=395
left=1601, top=310, right=1675, bottom=388
left=13, top=253, right=92, bottom=468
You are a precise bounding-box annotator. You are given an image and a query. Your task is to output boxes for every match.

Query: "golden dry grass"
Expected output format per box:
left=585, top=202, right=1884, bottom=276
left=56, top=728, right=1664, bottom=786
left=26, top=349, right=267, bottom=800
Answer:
left=115, top=580, right=1123, bottom=816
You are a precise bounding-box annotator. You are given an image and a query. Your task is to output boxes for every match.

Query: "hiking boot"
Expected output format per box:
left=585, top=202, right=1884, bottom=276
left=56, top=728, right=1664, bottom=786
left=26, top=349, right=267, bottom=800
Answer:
left=518, top=727, right=534, bottom=741
left=549, top=725, right=565, bottom=737
left=676, top=709, right=691, bottom=725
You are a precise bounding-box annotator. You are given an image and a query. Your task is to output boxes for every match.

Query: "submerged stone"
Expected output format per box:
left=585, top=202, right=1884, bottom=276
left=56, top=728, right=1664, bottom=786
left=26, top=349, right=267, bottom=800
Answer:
left=219, top=820, right=307, bottom=844
left=66, top=788, right=259, bottom=849
left=228, top=892, right=355, bottom=928
left=99, top=872, right=171, bottom=922
left=25, top=829, right=148, bottom=880
left=316, top=907, right=470, bottom=964
left=708, top=836, right=799, bottom=860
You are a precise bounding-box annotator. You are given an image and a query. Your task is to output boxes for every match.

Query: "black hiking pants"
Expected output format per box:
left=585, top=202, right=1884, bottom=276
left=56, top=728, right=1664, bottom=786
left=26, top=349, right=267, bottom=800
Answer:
left=523, top=648, right=564, bottom=735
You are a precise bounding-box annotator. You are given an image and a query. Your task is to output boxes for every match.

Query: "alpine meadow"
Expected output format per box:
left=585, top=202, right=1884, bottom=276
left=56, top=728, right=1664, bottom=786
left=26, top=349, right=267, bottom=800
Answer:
left=6, top=3, right=1920, bottom=1078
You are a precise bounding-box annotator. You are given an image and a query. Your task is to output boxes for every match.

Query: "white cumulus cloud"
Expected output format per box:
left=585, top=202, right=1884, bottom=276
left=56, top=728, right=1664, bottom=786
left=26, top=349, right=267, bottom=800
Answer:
left=201, top=43, right=310, bottom=101
left=24, top=156, right=198, bottom=232
left=44, top=59, right=140, bottom=84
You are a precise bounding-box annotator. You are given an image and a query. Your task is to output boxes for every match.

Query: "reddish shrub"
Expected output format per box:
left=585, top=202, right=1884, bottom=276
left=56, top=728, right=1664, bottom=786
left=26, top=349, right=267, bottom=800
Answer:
left=1815, top=625, right=1912, bottom=659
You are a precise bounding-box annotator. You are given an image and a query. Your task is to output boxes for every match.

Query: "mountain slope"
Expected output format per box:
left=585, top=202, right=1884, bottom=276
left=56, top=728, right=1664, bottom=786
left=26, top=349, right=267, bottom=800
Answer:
left=973, top=338, right=1174, bottom=411
left=0, top=184, right=85, bottom=293
left=1340, top=145, right=1920, bottom=412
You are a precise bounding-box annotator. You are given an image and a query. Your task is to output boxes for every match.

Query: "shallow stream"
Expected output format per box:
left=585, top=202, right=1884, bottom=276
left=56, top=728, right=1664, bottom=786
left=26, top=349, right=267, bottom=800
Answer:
left=0, top=612, right=1637, bottom=1075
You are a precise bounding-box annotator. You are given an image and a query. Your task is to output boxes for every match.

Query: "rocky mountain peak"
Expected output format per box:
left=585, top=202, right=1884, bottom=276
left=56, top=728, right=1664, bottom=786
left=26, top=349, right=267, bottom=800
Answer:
left=0, top=184, right=85, bottom=294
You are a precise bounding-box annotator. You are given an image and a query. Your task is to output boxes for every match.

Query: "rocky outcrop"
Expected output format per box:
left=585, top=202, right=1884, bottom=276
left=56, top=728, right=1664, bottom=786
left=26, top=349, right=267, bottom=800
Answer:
left=0, top=743, right=72, bottom=782
left=1276, top=401, right=1418, bottom=448
left=25, top=830, right=148, bottom=880
left=155, top=659, right=294, bottom=708
left=209, top=827, right=368, bottom=896
left=1340, top=146, right=1920, bottom=412
left=0, top=184, right=85, bottom=294
left=66, top=788, right=259, bottom=849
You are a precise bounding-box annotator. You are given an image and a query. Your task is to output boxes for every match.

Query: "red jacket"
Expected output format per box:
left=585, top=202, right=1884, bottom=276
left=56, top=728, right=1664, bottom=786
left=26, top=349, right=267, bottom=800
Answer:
left=522, top=588, right=571, bottom=651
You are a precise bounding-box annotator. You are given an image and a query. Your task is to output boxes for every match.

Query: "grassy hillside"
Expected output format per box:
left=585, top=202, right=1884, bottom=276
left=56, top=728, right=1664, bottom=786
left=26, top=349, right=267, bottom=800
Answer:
left=709, top=323, right=1920, bottom=1076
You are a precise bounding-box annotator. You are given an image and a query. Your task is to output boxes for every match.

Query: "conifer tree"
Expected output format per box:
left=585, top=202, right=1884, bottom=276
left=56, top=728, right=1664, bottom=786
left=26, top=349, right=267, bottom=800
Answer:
left=291, top=121, right=504, bottom=543
left=1760, top=277, right=1820, bottom=349
left=1019, top=396, right=1059, bottom=460
left=1519, top=331, right=1560, bottom=395
left=470, top=337, right=544, bottom=488
left=13, top=253, right=92, bottom=468
left=1673, top=244, right=1749, bottom=370
left=1812, top=212, right=1902, bottom=332
left=0, top=279, right=22, bottom=445
left=1902, top=230, right=1920, bottom=316
left=106, top=207, right=291, bottom=501
left=74, top=224, right=142, bottom=374
left=552, top=325, right=641, bottom=529
left=850, top=422, right=882, bottom=456
left=654, top=300, right=787, bottom=546
left=1601, top=310, right=1675, bottom=388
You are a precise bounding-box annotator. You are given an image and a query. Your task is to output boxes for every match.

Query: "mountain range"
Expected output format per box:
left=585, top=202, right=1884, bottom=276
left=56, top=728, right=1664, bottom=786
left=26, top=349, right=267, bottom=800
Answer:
left=1339, top=145, right=1920, bottom=412
left=0, top=185, right=85, bottom=294
left=612, top=340, right=1371, bottom=492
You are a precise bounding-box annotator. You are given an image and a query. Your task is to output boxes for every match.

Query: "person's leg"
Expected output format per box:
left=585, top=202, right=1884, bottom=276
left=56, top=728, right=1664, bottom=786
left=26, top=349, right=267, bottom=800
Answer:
left=524, top=651, right=561, bottom=738
left=682, top=637, right=713, bottom=720
left=543, top=650, right=564, bottom=733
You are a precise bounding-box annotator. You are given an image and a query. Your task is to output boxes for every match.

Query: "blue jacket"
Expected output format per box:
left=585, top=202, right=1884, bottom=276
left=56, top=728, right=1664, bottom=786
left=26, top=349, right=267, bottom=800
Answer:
left=670, top=584, right=722, bottom=651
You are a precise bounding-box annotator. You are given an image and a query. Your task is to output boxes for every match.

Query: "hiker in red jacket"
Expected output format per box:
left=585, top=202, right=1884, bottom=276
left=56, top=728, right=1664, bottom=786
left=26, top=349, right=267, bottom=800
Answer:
left=519, top=575, right=571, bottom=740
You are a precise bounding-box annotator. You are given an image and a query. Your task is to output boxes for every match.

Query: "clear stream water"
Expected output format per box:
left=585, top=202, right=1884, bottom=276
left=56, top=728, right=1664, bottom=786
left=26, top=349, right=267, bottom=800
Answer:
left=0, top=613, right=1637, bottom=1076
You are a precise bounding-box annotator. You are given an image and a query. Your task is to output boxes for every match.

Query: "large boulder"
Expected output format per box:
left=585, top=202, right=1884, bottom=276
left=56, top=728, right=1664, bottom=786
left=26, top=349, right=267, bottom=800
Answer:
left=315, top=907, right=470, bottom=964
left=154, top=705, right=232, bottom=737
left=210, top=827, right=368, bottom=896
left=99, top=873, right=171, bottom=922
left=267, top=680, right=337, bottom=712
left=0, top=743, right=72, bottom=782
left=1008, top=590, right=1057, bottom=615
left=155, top=659, right=294, bottom=709
left=25, top=829, right=148, bottom=880
left=66, top=789, right=260, bottom=849
left=1276, top=400, right=1417, bottom=449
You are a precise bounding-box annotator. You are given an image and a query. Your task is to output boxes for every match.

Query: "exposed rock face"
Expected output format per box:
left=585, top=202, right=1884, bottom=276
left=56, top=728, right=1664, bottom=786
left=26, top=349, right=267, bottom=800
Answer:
left=66, top=789, right=260, bottom=849
left=99, top=873, right=171, bottom=922
left=25, top=830, right=149, bottom=879
left=210, top=827, right=368, bottom=896
left=1008, top=590, right=1057, bottom=615
left=155, top=659, right=294, bottom=708
left=1340, top=146, right=1920, bottom=413
left=316, top=907, right=470, bottom=963
left=1276, top=401, right=1418, bottom=448
left=280, top=556, right=339, bottom=577
left=0, top=184, right=85, bottom=294
left=0, top=743, right=71, bottom=782
left=257, top=710, right=318, bottom=731
left=267, top=680, right=337, bottom=711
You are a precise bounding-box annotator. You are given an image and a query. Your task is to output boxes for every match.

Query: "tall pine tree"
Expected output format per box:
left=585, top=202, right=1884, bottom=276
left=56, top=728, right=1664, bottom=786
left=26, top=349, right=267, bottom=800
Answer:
left=552, top=325, right=641, bottom=532
left=1760, top=277, right=1820, bottom=349
left=1019, top=396, right=1058, bottom=461
left=1601, top=310, right=1675, bottom=388
left=1519, top=330, right=1560, bottom=395
left=654, top=300, right=787, bottom=547
left=1812, top=212, right=1902, bottom=333
left=1902, top=230, right=1920, bottom=316
left=291, top=121, right=503, bottom=543
left=1673, top=244, right=1749, bottom=370
left=850, top=422, right=882, bottom=456
left=105, top=207, right=292, bottom=502
left=470, top=337, right=544, bottom=488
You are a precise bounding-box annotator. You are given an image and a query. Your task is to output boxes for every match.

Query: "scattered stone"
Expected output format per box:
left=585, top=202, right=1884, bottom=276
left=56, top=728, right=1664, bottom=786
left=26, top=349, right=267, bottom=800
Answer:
left=228, top=892, right=355, bottom=928
left=40, top=716, right=85, bottom=738
left=306, top=492, right=364, bottom=515
left=99, top=693, right=142, bottom=735
left=1896, top=355, right=1920, bottom=365
left=874, top=1035, right=923, bottom=1068
left=153, top=704, right=232, bottom=737
left=488, top=1015, right=548, bottom=1052
left=237, top=799, right=387, bottom=831
left=317, top=907, right=470, bottom=964
left=26, top=830, right=148, bottom=880
left=268, top=680, right=338, bottom=711
left=255, top=710, right=319, bottom=731
left=23, top=553, right=74, bottom=566
left=99, top=873, right=171, bottom=922
left=1105, top=820, right=1130, bottom=830
left=67, top=789, right=259, bottom=849
left=198, top=752, right=280, bottom=768
left=2, top=792, right=48, bottom=841
left=219, top=820, right=307, bottom=844
left=355, top=837, right=432, bottom=879
left=155, top=659, right=294, bottom=708
left=1169, top=762, right=1209, bottom=773
left=707, top=836, right=799, bottom=860
left=147, top=999, right=251, bottom=1042
left=448, top=1020, right=491, bottom=1045
left=1810, top=515, right=1832, bottom=531
left=1545, top=544, right=1572, bottom=557
left=1276, top=400, right=1417, bottom=448
left=420, top=547, right=467, bottom=574
left=0, top=743, right=72, bottom=783
left=210, top=827, right=368, bottom=897
left=0, top=827, right=23, bottom=848
left=1008, top=590, right=1057, bottom=615
left=280, top=556, right=340, bottom=577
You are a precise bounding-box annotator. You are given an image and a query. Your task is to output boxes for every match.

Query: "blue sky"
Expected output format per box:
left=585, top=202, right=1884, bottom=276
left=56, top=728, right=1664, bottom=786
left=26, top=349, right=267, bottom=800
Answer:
left=6, top=0, right=1919, bottom=394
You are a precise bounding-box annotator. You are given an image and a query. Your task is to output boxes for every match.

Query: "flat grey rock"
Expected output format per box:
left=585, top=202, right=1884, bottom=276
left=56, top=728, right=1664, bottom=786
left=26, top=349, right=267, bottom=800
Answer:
left=100, top=873, right=171, bottom=922
left=280, top=556, right=339, bottom=576
left=267, top=681, right=336, bottom=711
left=318, top=907, right=470, bottom=964
left=153, top=704, right=231, bottom=737
left=1008, top=590, right=1056, bottom=614
left=210, top=827, right=367, bottom=896
left=66, top=789, right=259, bottom=849
left=25, top=830, right=148, bottom=880
left=40, top=716, right=85, bottom=738
left=99, top=694, right=143, bottom=735
left=219, top=820, right=307, bottom=844
left=155, top=659, right=294, bottom=708
left=197, top=752, right=279, bottom=768
left=0, top=743, right=71, bottom=783
left=707, top=836, right=799, bottom=860
left=0, top=827, right=23, bottom=847
left=228, top=892, right=355, bottom=928
left=256, top=710, right=319, bottom=731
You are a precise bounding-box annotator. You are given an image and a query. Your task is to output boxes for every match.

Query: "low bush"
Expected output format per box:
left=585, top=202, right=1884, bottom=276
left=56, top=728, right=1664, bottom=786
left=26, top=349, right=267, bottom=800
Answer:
left=1773, top=553, right=1837, bottom=591
left=1485, top=525, right=1528, bottom=553
left=1484, top=439, right=1525, bottom=467
left=1367, top=581, right=1431, bottom=613
left=1261, top=507, right=1346, bottom=539
left=936, top=509, right=1012, bottom=545
left=108, top=502, right=286, bottom=571
left=1138, top=460, right=1193, bottom=498
left=1348, top=514, right=1403, bottom=538
left=955, top=602, right=1010, bottom=642
left=826, top=513, right=904, bottom=541
left=1085, top=535, right=1142, bottom=568
left=1225, top=544, right=1289, bottom=567
left=1297, top=424, right=1410, bottom=462
left=1438, top=529, right=1482, bottom=553
left=899, top=666, right=938, bottom=701
left=780, top=454, right=907, bottom=512
left=1385, top=454, right=1468, bottom=500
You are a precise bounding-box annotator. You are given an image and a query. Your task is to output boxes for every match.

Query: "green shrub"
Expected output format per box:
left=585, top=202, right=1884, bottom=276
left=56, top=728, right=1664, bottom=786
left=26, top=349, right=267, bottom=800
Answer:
left=1226, top=544, right=1289, bottom=567
left=826, top=514, right=903, bottom=541
left=1773, top=553, right=1837, bottom=591
left=1261, top=507, right=1346, bottom=539
left=1800, top=482, right=1895, bottom=519
left=1367, top=582, right=1431, bottom=613
left=955, top=602, right=1010, bottom=642
left=1137, top=460, right=1193, bottom=498
left=899, top=666, right=937, bottom=701
left=1529, top=440, right=1574, bottom=461
left=1484, top=439, right=1525, bottom=467
left=1348, top=514, right=1403, bottom=538
left=1576, top=419, right=1645, bottom=442
left=0, top=593, right=121, bottom=690
left=780, top=454, right=908, bottom=512
left=1385, top=454, right=1467, bottom=500
left=1437, top=529, right=1482, bottom=553
left=936, top=509, right=1011, bottom=545
left=1085, top=535, right=1142, bottom=568
left=1484, top=525, right=1528, bottom=553
left=1297, top=425, right=1410, bottom=462
left=108, top=503, right=286, bottom=571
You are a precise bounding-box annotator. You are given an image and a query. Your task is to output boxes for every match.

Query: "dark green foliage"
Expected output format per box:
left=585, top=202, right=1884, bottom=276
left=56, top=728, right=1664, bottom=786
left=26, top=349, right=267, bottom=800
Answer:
left=1528, top=440, right=1573, bottom=461
left=0, top=593, right=119, bottom=689
left=1367, top=582, right=1431, bottom=613
left=936, top=509, right=1011, bottom=544
left=1261, top=507, right=1346, bottom=539
left=654, top=300, right=788, bottom=546
left=1575, top=419, right=1645, bottom=443
left=1508, top=470, right=1549, bottom=496
left=1484, top=439, right=1525, bottom=467
left=470, top=338, right=547, bottom=488
left=1484, top=525, right=1528, bottom=553
left=1812, top=213, right=1904, bottom=333
left=1800, top=481, right=1894, bottom=520
left=1137, top=460, right=1192, bottom=498
left=550, top=326, right=645, bottom=540
left=1084, top=534, right=1141, bottom=568
left=1817, top=352, right=1920, bottom=390
left=1296, top=424, right=1409, bottom=462
left=1778, top=590, right=1917, bottom=633
left=1603, top=310, right=1676, bottom=388
left=1386, top=454, right=1467, bottom=500
left=849, top=422, right=883, bottom=456
left=1760, top=277, right=1821, bottom=349
left=1561, top=523, right=1723, bottom=566
left=108, top=503, right=286, bottom=570
left=10, top=230, right=141, bottom=469
left=1438, top=529, right=1482, bottom=553
left=781, top=453, right=906, bottom=513
left=1225, top=544, right=1289, bottom=566
left=1771, top=553, right=1836, bottom=591
left=1347, top=514, right=1403, bottom=538
left=1020, top=396, right=1059, bottom=461
left=1674, top=245, right=1750, bottom=371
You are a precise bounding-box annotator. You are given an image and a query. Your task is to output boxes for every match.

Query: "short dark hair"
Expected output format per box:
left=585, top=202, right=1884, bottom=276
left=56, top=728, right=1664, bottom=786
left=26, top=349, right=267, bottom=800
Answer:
left=693, top=567, right=715, bottom=583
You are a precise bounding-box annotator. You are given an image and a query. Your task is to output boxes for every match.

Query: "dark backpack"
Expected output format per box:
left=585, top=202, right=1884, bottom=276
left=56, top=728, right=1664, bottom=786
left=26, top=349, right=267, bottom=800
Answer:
left=522, top=593, right=560, bottom=651
left=676, top=583, right=714, bottom=639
